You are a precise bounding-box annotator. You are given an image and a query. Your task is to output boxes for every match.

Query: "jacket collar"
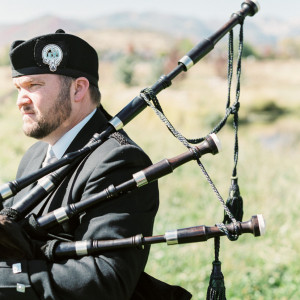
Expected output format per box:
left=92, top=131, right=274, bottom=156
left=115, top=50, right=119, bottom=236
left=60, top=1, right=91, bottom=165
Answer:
left=64, top=106, right=109, bottom=154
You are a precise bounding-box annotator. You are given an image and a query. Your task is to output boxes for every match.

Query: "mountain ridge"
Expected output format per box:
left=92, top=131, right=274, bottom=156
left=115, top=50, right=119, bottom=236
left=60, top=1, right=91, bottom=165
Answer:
left=0, top=13, right=297, bottom=50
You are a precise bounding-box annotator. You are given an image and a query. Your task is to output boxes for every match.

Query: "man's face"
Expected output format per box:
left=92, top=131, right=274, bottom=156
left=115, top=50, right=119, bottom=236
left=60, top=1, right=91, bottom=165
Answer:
left=13, top=74, right=72, bottom=140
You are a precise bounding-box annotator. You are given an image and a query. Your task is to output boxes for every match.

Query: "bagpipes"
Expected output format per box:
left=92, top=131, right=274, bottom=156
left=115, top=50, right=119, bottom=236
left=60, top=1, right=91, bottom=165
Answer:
left=0, top=0, right=259, bottom=203
left=53, top=214, right=265, bottom=260
left=0, top=0, right=262, bottom=299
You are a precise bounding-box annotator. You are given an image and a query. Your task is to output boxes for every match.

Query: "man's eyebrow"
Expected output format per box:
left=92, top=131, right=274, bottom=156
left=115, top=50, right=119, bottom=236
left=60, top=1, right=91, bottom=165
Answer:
left=14, top=77, right=43, bottom=87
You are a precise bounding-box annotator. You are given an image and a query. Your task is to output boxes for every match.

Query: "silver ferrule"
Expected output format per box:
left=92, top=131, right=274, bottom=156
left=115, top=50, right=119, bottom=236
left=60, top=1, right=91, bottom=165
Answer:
left=38, top=177, right=55, bottom=192
left=165, top=230, right=178, bottom=245
left=109, top=117, right=124, bottom=131
left=0, top=183, right=13, bottom=200
left=75, top=241, right=89, bottom=256
left=179, top=55, right=194, bottom=70
left=132, top=171, right=148, bottom=187
left=53, top=207, right=69, bottom=224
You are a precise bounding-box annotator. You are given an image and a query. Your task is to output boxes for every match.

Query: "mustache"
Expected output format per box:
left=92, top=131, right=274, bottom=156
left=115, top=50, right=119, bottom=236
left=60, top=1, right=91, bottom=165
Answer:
left=20, top=105, right=36, bottom=114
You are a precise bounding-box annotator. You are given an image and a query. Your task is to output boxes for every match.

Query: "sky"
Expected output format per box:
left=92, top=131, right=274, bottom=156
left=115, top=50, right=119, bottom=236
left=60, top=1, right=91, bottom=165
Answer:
left=0, top=0, right=298, bottom=25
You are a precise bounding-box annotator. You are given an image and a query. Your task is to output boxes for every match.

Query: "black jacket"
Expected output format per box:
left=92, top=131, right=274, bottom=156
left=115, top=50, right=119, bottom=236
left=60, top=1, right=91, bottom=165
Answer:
left=1, top=108, right=160, bottom=299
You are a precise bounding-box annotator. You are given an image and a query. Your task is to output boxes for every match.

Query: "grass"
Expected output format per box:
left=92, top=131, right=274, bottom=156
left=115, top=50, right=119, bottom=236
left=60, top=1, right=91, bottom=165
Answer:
left=0, top=58, right=299, bottom=299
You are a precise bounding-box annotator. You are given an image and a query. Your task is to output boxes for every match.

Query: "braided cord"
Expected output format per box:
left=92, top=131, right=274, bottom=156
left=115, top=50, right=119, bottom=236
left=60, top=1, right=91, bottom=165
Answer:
left=217, top=23, right=244, bottom=239
left=141, top=88, right=239, bottom=239
left=232, top=22, right=244, bottom=177
left=140, top=89, right=191, bottom=148
left=195, top=158, right=239, bottom=241
left=140, top=23, right=245, bottom=241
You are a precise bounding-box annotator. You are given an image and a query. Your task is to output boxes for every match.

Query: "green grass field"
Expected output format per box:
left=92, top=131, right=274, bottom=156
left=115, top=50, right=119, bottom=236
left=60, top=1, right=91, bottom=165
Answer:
left=0, top=58, right=299, bottom=299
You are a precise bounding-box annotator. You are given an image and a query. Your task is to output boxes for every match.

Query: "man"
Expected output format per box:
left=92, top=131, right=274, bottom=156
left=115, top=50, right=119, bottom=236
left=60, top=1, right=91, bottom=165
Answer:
left=0, top=29, right=161, bottom=299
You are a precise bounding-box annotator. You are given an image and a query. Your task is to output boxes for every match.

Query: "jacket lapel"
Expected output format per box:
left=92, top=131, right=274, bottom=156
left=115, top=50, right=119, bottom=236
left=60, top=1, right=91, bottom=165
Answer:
left=33, top=107, right=110, bottom=216
left=14, top=143, right=47, bottom=201
left=65, top=107, right=110, bottom=154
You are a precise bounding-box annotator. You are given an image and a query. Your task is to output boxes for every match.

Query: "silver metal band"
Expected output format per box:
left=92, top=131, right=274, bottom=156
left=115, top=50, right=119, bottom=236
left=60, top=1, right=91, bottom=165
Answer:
left=132, top=171, right=148, bottom=187
left=38, top=177, right=55, bottom=192
left=53, top=207, right=69, bottom=224
left=165, top=230, right=178, bottom=245
left=109, top=117, right=124, bottom=131
left=179, top=55, right=194, bottom=70
left=75, top=241, right=89, bottom=256
left=0, top=183, right=13, bottom=200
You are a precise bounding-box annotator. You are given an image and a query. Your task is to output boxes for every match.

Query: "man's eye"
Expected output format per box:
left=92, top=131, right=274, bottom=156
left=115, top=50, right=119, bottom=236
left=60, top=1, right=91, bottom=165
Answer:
left=30, top=84, right=40, bottom=89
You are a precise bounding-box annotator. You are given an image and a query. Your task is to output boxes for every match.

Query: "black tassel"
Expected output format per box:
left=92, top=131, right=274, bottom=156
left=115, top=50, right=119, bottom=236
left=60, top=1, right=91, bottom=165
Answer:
left=206, top=237, right=226, bottom=300
left=206, top=261, right=226, bottom=300
left=223, top=177, right=244, bottom=224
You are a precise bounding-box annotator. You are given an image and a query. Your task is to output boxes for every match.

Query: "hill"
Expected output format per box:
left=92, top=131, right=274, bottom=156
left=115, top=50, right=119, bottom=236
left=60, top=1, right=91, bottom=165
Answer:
left=0, top=12, right=297, bottom=49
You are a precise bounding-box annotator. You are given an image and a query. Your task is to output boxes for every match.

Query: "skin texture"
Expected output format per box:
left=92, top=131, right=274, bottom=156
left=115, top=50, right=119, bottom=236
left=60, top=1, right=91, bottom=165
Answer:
left=13, top=74, right=97, bottom=145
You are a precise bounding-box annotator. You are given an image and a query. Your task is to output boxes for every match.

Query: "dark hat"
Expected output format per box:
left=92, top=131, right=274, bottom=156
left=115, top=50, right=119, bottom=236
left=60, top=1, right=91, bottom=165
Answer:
left=9, top=29, right=99, bottom=87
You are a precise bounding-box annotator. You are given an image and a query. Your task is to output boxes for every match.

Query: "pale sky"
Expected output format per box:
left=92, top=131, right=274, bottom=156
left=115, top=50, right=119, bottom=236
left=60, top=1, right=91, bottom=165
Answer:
left=0, top=0, right=298, bottom=25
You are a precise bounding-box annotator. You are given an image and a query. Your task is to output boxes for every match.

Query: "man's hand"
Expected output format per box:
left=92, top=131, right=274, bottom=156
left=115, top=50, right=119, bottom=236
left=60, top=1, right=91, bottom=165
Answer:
left=0, top=215, right=38, bottom=259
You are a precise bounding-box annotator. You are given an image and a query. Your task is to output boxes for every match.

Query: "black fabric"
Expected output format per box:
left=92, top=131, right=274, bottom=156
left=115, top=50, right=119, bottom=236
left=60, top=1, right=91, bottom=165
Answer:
left=132, top=272, right=192, bottom=300
left=0, top=215, right=38, bottom=260
left=0, top=260, right=40, bottom=299
left=0, top=107, right=192, bottom=299
left=1, top=108, right=161, bottom=299
left=9, top=29, right=99, bottom=87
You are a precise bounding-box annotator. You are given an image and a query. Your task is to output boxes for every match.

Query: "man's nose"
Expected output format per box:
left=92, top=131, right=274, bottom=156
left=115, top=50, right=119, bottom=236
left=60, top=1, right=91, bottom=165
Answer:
left=16, top=91, right=32, bottom=109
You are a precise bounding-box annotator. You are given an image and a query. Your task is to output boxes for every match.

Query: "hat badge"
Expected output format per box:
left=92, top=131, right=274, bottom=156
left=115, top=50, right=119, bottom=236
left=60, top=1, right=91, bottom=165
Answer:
left=42, top=44, right=63, bottom=72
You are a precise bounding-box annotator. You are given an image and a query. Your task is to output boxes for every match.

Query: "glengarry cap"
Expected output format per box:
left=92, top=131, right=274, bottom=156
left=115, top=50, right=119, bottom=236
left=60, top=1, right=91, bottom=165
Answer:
left=9, top=29, right=99, bottom=87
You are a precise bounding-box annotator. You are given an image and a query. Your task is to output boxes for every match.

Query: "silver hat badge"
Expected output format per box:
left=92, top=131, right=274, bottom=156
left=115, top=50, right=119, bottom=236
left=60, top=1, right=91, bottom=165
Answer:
left=42, top=44, right=63, bottom=72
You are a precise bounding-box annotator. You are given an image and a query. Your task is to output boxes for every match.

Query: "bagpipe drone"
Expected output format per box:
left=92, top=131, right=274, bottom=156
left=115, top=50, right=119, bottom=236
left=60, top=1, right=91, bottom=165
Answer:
left=0, top=1, right=263, bottom=298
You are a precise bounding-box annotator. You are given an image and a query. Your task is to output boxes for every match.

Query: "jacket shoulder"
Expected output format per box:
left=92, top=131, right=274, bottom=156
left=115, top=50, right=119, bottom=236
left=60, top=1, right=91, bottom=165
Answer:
left=16, top=141, right=48, bottom=178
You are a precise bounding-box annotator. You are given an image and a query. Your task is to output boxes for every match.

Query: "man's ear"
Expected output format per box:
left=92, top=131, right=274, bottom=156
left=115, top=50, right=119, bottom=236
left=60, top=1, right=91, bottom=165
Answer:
left=73, top=77, right=90, bottom=102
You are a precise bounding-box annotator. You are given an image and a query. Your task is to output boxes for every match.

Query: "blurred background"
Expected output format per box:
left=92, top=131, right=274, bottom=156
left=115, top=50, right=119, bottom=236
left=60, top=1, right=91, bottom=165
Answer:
left=0, top=1, right=299, bottom=299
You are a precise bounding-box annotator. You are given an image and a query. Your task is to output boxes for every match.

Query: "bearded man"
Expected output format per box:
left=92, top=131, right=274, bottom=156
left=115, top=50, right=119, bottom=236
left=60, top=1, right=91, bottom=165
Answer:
left=0, top=29, right=160, bottom=300
left=0, top=29, right=191, bottom=300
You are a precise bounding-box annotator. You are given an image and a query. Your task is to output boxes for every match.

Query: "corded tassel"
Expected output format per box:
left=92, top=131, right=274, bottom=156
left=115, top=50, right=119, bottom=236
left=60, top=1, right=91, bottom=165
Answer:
left=206, top=261, right=226, bottom=300
left=207, top=23, right=244, bottom=300
left=206, top=237, right=226, bottom=300
left=207, top=177, right=243, bottom=300
left=223, top=177, right=243, bottom=224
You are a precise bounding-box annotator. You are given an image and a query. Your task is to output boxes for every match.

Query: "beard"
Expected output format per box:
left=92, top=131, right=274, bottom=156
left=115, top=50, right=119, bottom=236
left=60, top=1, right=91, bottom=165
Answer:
left=23, top=84, right=72, bottom=139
